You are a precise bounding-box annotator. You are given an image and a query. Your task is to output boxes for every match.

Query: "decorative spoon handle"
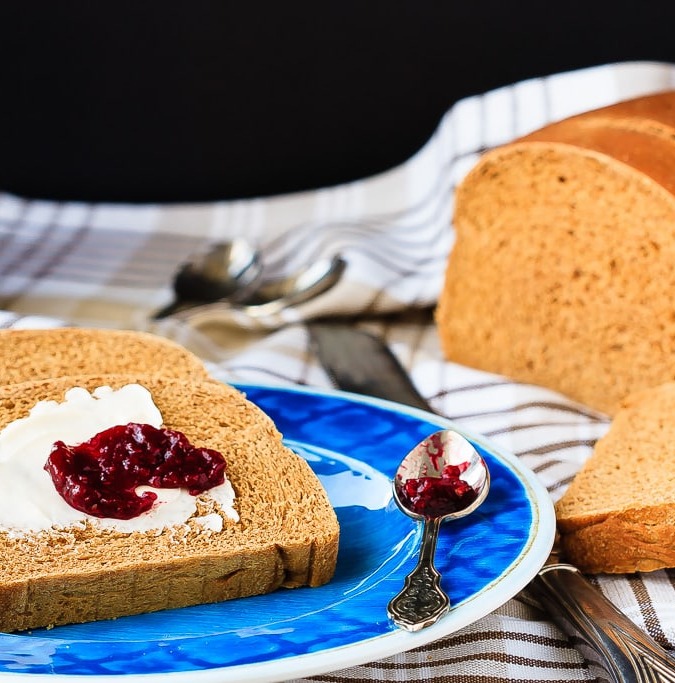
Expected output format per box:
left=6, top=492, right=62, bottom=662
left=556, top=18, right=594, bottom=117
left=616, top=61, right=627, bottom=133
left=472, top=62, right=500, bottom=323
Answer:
left=387, top=517, right=450, bottom=631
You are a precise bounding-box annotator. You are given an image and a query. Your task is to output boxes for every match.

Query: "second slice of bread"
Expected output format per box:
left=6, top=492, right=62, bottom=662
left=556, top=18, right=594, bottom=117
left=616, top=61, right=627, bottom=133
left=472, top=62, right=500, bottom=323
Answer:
left=556, top=382, right=675, bottom=573
left=0, top=328, right=210, bottom=384
left=0, top=374, right=339, bottom=632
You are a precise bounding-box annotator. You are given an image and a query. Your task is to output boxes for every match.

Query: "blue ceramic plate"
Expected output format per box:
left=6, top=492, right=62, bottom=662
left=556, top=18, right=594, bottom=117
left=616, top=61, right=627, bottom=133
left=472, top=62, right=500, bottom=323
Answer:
left=0, top=384, right=555, bottom=683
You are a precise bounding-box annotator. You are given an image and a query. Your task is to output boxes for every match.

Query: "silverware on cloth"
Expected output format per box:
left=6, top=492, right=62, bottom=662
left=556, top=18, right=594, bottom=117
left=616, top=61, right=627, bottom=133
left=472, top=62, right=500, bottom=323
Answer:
left=152, top=239, right=263, bottom=319
left=169, top=254, right=347, bottom=330
left=307, top=321, right=675, bottom=683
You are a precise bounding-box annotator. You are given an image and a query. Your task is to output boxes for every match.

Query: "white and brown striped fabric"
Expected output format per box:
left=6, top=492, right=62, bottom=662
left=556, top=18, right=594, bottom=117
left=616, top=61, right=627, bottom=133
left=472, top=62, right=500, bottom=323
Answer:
left=3, top=61, right=675, bottom=681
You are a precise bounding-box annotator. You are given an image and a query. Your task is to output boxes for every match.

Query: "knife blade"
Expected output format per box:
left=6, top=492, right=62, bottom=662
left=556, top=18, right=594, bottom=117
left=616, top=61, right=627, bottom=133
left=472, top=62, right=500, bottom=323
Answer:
left=308, top=321, right=675, bottom=683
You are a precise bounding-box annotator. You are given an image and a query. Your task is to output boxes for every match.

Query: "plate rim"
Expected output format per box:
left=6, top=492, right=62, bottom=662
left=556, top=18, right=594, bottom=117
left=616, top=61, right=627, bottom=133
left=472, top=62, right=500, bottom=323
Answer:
left=0, top=382, right=556, bottom=683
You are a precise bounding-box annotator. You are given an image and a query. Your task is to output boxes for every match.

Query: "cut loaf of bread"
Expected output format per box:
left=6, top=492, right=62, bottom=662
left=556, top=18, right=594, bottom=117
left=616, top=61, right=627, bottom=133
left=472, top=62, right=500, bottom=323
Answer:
left=436, top=90, right=675, bottom=415
left=0, top=374, right=339, bottom=632
left=0, top=328, right=210, bottom=384
left=556, top=382, right=675, bottom=573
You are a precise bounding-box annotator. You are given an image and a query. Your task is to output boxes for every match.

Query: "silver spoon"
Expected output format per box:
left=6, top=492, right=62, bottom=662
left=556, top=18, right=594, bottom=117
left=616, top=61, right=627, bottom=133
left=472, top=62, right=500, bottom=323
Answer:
left=173, top=254, right=346, bottom=328
left=153, top=239, right=263, bottom=319
left=387, top=429, right=490, bottom=632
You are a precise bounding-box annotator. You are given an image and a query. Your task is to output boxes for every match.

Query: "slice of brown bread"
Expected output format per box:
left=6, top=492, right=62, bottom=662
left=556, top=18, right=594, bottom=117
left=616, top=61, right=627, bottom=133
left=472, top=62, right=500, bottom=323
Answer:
left=0, top=328, right=210, bottom=384
left=435, top=91, right=675, bottom=416
left=0, top=374, right=339, bottom=632
left=555, top=382, right=675, bottom=573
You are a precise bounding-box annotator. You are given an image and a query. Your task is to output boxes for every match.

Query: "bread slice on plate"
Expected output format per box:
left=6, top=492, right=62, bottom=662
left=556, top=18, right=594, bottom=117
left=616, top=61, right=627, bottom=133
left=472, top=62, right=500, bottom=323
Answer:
left=556, top=382, right=675, bottom=573
left=436, top=90, right=675, bottom=416
left=0, top=374, right=339, bottom=632
left=0, top=328, right=210, bottom=383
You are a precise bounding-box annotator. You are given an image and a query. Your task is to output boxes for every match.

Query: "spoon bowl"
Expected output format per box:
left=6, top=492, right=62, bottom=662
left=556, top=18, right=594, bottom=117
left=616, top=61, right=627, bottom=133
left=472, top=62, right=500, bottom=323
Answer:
left=153, top=239, right=263, bottom=319
left=393, top=429, right=490, bottom=522
left=387, top=429, right=490, bottom=631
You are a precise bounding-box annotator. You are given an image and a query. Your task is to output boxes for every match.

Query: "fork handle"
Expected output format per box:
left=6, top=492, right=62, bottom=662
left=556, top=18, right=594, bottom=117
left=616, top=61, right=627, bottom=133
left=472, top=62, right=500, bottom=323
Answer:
left=531, top=563, right=675, bottom=683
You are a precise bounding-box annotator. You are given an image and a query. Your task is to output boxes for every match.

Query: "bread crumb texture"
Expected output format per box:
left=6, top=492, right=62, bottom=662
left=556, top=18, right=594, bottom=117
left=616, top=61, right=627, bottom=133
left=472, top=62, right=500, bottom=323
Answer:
left=436, top=91, right=675, bottom=416
left=555, top=382, right=675, bottom=573
left=0, top=334, right=339, bottom=631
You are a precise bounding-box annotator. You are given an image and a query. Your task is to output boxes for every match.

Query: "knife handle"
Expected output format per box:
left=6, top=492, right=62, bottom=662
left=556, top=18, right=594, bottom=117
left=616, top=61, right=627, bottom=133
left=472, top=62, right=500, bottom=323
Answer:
left=530, top=563, right=675, bottom=683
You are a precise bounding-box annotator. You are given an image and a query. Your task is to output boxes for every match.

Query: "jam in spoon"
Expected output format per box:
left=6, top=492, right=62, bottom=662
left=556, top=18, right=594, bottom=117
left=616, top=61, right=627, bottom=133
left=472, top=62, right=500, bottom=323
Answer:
left=388, top=429, right=490, bottom=631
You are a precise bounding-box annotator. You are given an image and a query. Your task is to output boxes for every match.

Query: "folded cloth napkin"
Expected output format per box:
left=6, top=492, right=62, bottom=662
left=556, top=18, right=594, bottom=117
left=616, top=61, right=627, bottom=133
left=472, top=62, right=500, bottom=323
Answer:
left=3, top=61, right=675, bottom=682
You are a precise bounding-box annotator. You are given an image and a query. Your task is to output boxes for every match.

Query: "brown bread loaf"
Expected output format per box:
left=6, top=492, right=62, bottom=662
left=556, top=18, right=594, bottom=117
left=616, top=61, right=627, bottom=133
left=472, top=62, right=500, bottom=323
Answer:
left=0, top=328, right=210, bottom=383
left=0, top=374, right=339, bottom=632
left=436, top=91, right=675, bottom=416
left=555, top=382, right=675, bottom=573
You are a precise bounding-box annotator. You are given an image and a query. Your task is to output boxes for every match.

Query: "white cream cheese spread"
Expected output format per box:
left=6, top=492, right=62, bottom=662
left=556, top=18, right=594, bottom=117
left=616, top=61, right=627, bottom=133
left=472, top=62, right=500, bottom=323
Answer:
left=0, top=384, right=238, bottom=535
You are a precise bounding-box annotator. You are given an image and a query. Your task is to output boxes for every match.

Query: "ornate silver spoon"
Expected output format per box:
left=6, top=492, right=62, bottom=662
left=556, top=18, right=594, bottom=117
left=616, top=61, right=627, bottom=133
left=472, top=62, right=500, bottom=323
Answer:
left=388, top=429, right=490, bottom=632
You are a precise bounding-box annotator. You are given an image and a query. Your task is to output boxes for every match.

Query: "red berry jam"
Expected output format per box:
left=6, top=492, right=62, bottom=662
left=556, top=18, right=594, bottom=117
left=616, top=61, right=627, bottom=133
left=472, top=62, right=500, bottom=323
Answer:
left=44, top=423, right=226, bottom=519
left=398, top=462, right=477, bottom=518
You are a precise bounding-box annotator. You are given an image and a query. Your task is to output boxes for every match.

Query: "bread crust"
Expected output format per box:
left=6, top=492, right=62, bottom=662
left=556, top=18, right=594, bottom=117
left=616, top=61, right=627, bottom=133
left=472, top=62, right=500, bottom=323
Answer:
left=0, top=375, right=339, bottom=631
left=558, top=510, right=675, bottom=574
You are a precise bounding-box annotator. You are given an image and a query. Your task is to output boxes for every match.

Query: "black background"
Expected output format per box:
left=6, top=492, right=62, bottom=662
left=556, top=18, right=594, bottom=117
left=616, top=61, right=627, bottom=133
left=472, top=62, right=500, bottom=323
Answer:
left=1, top=1, right=674, bottom=202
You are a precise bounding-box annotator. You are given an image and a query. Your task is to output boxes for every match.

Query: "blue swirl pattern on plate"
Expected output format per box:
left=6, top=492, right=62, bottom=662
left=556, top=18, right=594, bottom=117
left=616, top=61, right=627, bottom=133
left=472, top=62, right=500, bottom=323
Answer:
left=0, top=384, right=548, bottom=680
